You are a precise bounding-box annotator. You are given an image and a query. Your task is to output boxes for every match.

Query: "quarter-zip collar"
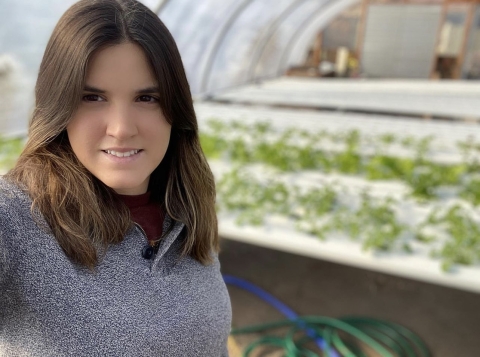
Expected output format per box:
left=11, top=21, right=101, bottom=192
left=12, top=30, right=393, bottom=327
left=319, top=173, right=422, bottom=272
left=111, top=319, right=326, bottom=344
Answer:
left=133, top=215, right=186, bottom=272
left=151, top=215, right=185, bottom=271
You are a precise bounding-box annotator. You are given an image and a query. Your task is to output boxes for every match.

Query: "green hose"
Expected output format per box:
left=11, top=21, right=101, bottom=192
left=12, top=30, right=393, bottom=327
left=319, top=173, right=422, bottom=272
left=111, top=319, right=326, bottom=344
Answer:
left=231, top=315, right=431, bottom=357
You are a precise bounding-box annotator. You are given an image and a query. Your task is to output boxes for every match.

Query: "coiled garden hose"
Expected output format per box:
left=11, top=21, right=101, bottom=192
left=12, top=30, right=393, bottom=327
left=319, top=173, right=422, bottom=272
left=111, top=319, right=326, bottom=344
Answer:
left=223, top=275, right=339, bottom=357
left=223, top=275, right=431, bottom=357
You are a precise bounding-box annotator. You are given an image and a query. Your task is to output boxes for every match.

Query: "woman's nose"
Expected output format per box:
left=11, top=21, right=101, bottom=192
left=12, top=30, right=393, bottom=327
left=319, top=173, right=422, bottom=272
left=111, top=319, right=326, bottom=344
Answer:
left=105, top=105, right=138, bottom=139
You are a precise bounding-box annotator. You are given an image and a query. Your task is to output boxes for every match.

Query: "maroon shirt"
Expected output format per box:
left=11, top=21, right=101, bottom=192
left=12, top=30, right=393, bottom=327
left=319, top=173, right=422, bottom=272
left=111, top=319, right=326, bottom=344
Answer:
left=118, top=192, right=165, bottom=245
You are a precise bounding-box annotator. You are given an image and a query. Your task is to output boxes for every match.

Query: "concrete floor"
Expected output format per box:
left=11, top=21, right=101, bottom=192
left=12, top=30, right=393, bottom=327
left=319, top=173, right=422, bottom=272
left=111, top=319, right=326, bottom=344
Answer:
left=219, top=239, right=480, bottom=357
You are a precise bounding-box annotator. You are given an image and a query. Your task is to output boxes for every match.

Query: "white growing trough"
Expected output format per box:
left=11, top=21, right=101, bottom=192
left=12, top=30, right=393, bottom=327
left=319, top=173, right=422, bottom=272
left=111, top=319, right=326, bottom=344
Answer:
left=208, top=77, right=480, bottom=120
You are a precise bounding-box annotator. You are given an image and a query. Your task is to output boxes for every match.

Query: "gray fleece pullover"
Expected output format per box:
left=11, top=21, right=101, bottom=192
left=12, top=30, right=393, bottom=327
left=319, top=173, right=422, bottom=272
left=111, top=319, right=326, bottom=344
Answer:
left=0, top=178, right=231, bottom=356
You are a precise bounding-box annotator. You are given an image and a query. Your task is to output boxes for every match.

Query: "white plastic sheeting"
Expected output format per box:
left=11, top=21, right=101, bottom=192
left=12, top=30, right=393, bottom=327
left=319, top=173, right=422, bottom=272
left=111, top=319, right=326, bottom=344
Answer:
left=0, top=0, right=162, bottom=135
left=0, top=0, right=359, bottom=135
left=0, top=0, right=161, bottom=78
left=0, top=0, right=360, bottom=94
left=159, top=0, right=360, bottom=94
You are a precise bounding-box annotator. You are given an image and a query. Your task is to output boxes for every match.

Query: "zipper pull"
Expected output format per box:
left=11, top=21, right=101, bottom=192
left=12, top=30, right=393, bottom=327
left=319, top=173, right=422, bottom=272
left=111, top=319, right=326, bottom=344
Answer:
left=135, top=222, right=156, bottom=260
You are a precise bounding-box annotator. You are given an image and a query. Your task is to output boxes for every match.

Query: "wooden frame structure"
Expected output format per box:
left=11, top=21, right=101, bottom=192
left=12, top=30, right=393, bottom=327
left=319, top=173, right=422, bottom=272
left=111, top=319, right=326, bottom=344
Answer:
left=310, top=0, right=480, bottom=79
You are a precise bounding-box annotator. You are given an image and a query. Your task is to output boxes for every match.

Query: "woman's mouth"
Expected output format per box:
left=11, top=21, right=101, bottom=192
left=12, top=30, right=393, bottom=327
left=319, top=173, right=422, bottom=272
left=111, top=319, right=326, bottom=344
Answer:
left=103, top=149, right=142, bottom=158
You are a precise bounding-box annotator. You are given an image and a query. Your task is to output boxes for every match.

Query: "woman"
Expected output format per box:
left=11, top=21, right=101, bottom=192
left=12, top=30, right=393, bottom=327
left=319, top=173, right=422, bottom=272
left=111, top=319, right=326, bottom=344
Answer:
left=0, top=0, right=231, bottom=356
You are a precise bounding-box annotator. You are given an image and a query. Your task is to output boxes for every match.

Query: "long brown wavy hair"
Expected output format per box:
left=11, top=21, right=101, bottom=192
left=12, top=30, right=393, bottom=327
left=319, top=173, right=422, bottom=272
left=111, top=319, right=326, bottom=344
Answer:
left=6, top=0, right=218, bottom=269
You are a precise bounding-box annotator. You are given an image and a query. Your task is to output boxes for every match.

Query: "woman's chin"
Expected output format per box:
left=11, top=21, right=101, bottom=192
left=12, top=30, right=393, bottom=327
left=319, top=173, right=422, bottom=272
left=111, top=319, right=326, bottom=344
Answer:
left=103, top=179, right=149, bottom=196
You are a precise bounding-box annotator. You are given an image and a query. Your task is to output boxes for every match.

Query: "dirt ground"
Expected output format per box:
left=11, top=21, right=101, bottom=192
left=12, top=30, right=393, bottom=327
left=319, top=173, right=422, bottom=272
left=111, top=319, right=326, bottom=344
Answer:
left=220, top=239, right=480, bottom=357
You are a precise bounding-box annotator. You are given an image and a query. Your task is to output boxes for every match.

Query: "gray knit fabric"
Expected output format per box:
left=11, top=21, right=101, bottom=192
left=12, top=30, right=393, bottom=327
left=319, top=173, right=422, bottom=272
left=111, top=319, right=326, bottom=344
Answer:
left=0, top=177, right=231, bottom=356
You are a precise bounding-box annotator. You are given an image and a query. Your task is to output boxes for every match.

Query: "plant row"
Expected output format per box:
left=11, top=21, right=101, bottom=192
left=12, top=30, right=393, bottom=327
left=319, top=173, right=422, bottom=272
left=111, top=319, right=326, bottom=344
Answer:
left=200, top=119, right=480, bottom=203
left=215, top=166, right=480, bottom=272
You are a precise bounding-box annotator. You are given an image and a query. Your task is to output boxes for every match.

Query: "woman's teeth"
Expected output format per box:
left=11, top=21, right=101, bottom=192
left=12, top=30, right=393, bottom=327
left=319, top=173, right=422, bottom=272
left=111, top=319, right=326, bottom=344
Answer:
left=105, top=149, right=139, bottom=158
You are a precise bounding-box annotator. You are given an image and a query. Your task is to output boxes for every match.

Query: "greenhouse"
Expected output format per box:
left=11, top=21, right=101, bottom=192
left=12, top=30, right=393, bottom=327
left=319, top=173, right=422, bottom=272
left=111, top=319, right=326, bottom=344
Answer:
left=1, top=0, right=480, bottom=356
left=2, top=0, right=480, bottom=291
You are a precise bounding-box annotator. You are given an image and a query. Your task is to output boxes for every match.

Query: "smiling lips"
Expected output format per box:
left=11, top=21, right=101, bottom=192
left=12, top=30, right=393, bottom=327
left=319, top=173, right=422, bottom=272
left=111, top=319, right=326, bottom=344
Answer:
left=103, top=149, right=141, bottom=158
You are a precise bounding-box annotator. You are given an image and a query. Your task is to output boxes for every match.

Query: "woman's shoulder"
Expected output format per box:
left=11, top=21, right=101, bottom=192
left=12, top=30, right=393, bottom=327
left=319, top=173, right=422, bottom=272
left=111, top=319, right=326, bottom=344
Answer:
left=0, top=176, right=38, bottom=266
left=0, top=176, right=34, bottom=277
left=0, top=176, right=32, bottom=220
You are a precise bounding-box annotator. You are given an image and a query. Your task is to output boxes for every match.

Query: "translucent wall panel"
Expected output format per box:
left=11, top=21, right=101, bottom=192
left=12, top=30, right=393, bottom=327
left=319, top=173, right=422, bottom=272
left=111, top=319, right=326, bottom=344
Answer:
left=0, top=0, right=160, bottom=135
left=0, top=0, right=78, bottom=78
left=0, top=0, right=76, bottom=135
left=141, top=0, right=163, bottom=10
left=0, top=0, right=160, bottom=78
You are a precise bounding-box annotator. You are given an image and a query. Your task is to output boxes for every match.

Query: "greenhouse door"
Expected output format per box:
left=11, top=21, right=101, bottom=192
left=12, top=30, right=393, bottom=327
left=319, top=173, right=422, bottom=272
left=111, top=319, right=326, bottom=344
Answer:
left=361, top=4, right=441, bottom=78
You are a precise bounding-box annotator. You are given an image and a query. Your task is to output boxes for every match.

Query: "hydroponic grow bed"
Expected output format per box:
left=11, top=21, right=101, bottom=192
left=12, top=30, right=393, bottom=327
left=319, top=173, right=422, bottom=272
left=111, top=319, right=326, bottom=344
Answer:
left=195, top=102, right=480, bottom=294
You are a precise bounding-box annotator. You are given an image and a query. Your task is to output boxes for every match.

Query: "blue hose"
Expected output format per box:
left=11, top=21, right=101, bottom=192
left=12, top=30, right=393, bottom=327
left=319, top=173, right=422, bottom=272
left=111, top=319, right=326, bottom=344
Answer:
left=223, top=274, right=340, bottom=357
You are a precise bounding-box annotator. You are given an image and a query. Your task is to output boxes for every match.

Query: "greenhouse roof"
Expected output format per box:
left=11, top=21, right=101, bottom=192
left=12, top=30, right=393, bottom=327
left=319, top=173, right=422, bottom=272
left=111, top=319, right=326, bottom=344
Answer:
left=0, top=0, right=359, bottom=94
left=159, top=0, right=359, bottom=94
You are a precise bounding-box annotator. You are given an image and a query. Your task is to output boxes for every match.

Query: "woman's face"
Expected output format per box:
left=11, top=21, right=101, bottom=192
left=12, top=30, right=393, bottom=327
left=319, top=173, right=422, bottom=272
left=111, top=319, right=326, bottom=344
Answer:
left=67, top=43, right=171, bottom=195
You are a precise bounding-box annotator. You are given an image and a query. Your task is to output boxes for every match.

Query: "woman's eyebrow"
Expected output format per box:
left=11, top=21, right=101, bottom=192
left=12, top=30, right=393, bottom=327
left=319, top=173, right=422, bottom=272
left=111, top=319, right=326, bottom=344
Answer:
left=136, top=86, right=160, bottom=94
left=83, top=85, right=160, bottom=94
left=83, top=85, right=105, bottom=93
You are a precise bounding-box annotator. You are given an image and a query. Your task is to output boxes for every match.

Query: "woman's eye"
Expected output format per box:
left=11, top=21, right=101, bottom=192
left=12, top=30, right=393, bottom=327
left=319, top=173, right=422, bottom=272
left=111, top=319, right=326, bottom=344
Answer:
left=82, top=94, right=103, bottom=102
left=138, top=95, right=158, bottom=103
